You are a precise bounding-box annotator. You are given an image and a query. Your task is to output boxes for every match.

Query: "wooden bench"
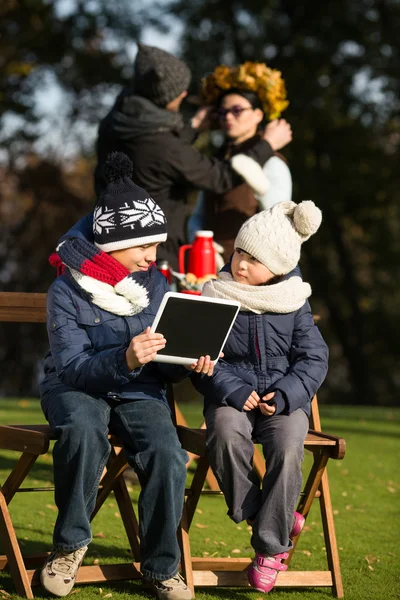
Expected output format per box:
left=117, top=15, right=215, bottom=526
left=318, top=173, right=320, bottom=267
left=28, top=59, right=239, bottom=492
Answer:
left=0, top=292, right=346, bottom=597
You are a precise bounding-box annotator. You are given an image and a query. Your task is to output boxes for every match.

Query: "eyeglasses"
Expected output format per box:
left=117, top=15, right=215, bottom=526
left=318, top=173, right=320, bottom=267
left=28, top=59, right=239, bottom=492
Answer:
left=216, top=106, right=253, bottom=119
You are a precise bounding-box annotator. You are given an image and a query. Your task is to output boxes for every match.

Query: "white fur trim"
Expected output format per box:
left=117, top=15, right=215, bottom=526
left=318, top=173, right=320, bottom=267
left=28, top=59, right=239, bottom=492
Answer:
left=230, top=154, right=269, bottom=196
left=95, top=232, right=167, bottom=253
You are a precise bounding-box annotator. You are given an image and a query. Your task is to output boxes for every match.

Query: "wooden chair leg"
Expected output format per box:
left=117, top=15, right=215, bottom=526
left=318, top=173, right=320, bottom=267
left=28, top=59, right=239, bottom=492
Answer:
left=91, top=448, right=141, bottom=561
left=112, top=476, right=141, bottom=562
left=0, top=491, right=34, bottom=598
left=185, top=456, right=210, bottom=529
left=91, top=449, right=129, bottom=519
left=1, top=453, right=40, bottom=503
left=203, top=467, right=219, bottom=492
left=252, top=444, right=266, bottom=481
left=178, top=505, right=194, bottom=596
left=285, top=449, right=329, bottom=565
left=176, top=410, right=220, bottom=493
left=319, top=470, right=344, bottom=598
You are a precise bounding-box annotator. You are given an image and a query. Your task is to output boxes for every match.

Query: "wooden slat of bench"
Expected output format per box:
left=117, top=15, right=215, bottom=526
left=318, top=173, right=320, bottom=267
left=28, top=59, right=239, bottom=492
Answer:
left=192, top=568, right=332, bottom=588
left=26, top=563, right=142, bottom=586
left=0, top=292, right=46, bottom=323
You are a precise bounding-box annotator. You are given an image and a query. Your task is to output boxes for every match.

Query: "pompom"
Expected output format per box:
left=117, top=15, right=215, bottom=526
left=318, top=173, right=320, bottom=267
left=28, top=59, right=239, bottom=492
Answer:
left=103, top=152, right=133, bottom=183
left=293, top=200, right=322, bottom=237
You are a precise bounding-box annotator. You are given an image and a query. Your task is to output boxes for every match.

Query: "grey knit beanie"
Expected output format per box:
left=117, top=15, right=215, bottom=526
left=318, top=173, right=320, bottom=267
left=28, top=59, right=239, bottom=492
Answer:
left=234, top=201, right=322, bottom=275
left=134, top=43, right=191, bottom=107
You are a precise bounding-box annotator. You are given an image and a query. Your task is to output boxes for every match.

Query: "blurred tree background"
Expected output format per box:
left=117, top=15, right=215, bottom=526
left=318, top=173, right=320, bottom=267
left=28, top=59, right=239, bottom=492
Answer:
left=0, top=0, right=399, bottom=405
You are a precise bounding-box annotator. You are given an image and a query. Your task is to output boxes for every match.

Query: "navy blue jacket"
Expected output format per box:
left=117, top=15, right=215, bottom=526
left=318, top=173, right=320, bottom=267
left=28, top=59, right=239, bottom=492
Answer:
left=193, top=271, right=328, bottom=417
left=40, top=218, right=187, bottom=405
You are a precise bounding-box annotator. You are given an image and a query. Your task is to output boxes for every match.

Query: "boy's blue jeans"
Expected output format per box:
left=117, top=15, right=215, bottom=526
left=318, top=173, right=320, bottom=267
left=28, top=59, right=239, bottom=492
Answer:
left=41, top=389, right=188, bottom=581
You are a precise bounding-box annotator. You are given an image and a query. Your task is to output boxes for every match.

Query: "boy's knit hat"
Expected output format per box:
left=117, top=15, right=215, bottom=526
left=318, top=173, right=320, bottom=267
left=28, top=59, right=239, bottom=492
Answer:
left=234, top=201, right=322, bottom=275
left=93, top=152, right=167, bottom=252
left=134, top=43, right=191, bottom=107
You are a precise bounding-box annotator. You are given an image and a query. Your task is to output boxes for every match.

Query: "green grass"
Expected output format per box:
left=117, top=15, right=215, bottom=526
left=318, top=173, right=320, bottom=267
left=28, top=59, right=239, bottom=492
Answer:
left=0, top=399, right=399, bottom=600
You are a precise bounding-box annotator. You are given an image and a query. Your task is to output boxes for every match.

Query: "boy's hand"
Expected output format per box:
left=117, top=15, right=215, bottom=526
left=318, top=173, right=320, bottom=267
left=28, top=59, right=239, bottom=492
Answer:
left=259, top=392, right=277, bottom=416
left=126, top=327, right=166, bottom=370
left=186, top=355, right=215, bottom=375
left=243, top=391, right=260, bottom=411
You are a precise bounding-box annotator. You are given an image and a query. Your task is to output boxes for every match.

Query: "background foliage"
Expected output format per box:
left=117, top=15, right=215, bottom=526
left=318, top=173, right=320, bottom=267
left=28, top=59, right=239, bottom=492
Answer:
left=1, top=0, right=399, bottom=404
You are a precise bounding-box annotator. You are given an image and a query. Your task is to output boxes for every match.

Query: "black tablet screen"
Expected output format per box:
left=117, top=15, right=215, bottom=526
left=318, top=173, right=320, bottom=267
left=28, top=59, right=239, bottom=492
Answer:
left=154, top=296, right=238, bottom=360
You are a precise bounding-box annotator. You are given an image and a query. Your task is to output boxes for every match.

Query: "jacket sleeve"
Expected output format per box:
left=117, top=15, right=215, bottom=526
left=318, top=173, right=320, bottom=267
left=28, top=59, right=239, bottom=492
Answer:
left=165, top=134, right=274, bottom=193
left=46, top=282, right=142, bottom=394
left=267, top=301, right=329, bottom=415
left=191, top=362, right=255, bottom=411
left=155, top=363, right=191, bottom=384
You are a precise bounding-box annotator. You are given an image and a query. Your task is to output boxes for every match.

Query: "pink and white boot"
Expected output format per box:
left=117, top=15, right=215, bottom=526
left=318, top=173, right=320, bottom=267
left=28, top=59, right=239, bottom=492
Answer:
left=290, top=511, right=305, bottom=538
left=247, top=512, right=305, bottom=592
left=247, top=552, right=289, bottom=593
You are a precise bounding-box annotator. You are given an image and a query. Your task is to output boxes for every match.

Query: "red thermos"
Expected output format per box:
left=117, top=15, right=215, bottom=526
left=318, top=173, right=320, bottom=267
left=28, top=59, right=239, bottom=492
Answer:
left=155, top=259, right=172, bottom=283
left=179, top=230, right=216, bottom=277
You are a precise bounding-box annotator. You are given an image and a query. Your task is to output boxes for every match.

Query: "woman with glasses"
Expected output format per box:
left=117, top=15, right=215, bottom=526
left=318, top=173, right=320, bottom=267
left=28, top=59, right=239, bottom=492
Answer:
left=188, top=62, right=292, bottom=263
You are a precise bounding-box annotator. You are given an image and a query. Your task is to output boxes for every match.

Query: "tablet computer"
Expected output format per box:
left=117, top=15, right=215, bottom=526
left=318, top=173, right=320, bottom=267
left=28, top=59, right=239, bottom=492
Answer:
left=150, top=292, right=240, bottom=365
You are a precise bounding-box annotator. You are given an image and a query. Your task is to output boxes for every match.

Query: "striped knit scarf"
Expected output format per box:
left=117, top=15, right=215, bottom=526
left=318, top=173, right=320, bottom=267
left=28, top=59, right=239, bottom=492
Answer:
left=49, top=237, right=157, bottom=316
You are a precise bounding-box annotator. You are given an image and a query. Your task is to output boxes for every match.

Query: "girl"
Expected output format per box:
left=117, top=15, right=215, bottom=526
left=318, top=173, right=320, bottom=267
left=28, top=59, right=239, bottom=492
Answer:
left=188, top=61, right=292, bottom=263
left=193, top=200, right=328, bottom=593
left=40, top=152, right=214, bottom=600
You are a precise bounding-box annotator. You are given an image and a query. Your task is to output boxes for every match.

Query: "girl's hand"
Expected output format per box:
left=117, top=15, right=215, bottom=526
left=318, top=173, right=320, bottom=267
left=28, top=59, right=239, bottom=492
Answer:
left=243, top=390, right=260, bottom=411
left=259, top=391, right=277, bottom=416
left=186, top=355, right=215, bottom=375
left=263, top=119, right=292, bottom=150
left=125, top=327, right=166, bottom=370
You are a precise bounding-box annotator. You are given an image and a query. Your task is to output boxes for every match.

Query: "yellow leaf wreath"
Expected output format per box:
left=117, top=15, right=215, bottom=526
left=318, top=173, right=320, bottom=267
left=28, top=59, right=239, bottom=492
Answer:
left=201, top=61, right=289, bottom=120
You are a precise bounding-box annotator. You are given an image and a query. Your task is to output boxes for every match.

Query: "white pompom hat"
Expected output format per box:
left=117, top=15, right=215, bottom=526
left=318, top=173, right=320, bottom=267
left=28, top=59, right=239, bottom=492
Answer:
left=234, top=200, right=322, bottom=275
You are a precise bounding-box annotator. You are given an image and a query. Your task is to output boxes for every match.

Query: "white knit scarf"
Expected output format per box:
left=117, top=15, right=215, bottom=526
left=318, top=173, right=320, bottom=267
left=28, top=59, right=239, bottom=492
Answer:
left=202, top=271, right=311, bottom=314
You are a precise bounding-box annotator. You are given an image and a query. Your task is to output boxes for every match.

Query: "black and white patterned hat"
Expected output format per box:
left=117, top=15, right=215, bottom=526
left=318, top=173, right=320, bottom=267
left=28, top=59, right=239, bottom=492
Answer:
left=93, top=152, right=167, bottom=252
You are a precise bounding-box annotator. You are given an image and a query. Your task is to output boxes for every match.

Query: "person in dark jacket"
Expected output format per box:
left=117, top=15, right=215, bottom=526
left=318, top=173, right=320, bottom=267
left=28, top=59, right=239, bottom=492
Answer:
left=193, top=200, right=328, bottom=594
left=39, top=153, right=216, bottom=600
left=94, top=44, right=292, bottom=269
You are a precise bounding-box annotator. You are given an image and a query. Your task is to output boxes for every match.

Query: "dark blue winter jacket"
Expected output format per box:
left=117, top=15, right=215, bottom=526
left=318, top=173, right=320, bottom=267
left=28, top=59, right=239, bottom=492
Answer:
left=193, top=269, right=328, bottom=417
left=40, top=217, right=187, bottom=406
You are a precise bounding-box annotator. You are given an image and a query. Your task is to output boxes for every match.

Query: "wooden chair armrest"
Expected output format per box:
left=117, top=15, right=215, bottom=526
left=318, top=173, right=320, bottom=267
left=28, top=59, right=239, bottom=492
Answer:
left=307, top=429, right=346, bottom=460
left=0, top=425, right=51, bottom=454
